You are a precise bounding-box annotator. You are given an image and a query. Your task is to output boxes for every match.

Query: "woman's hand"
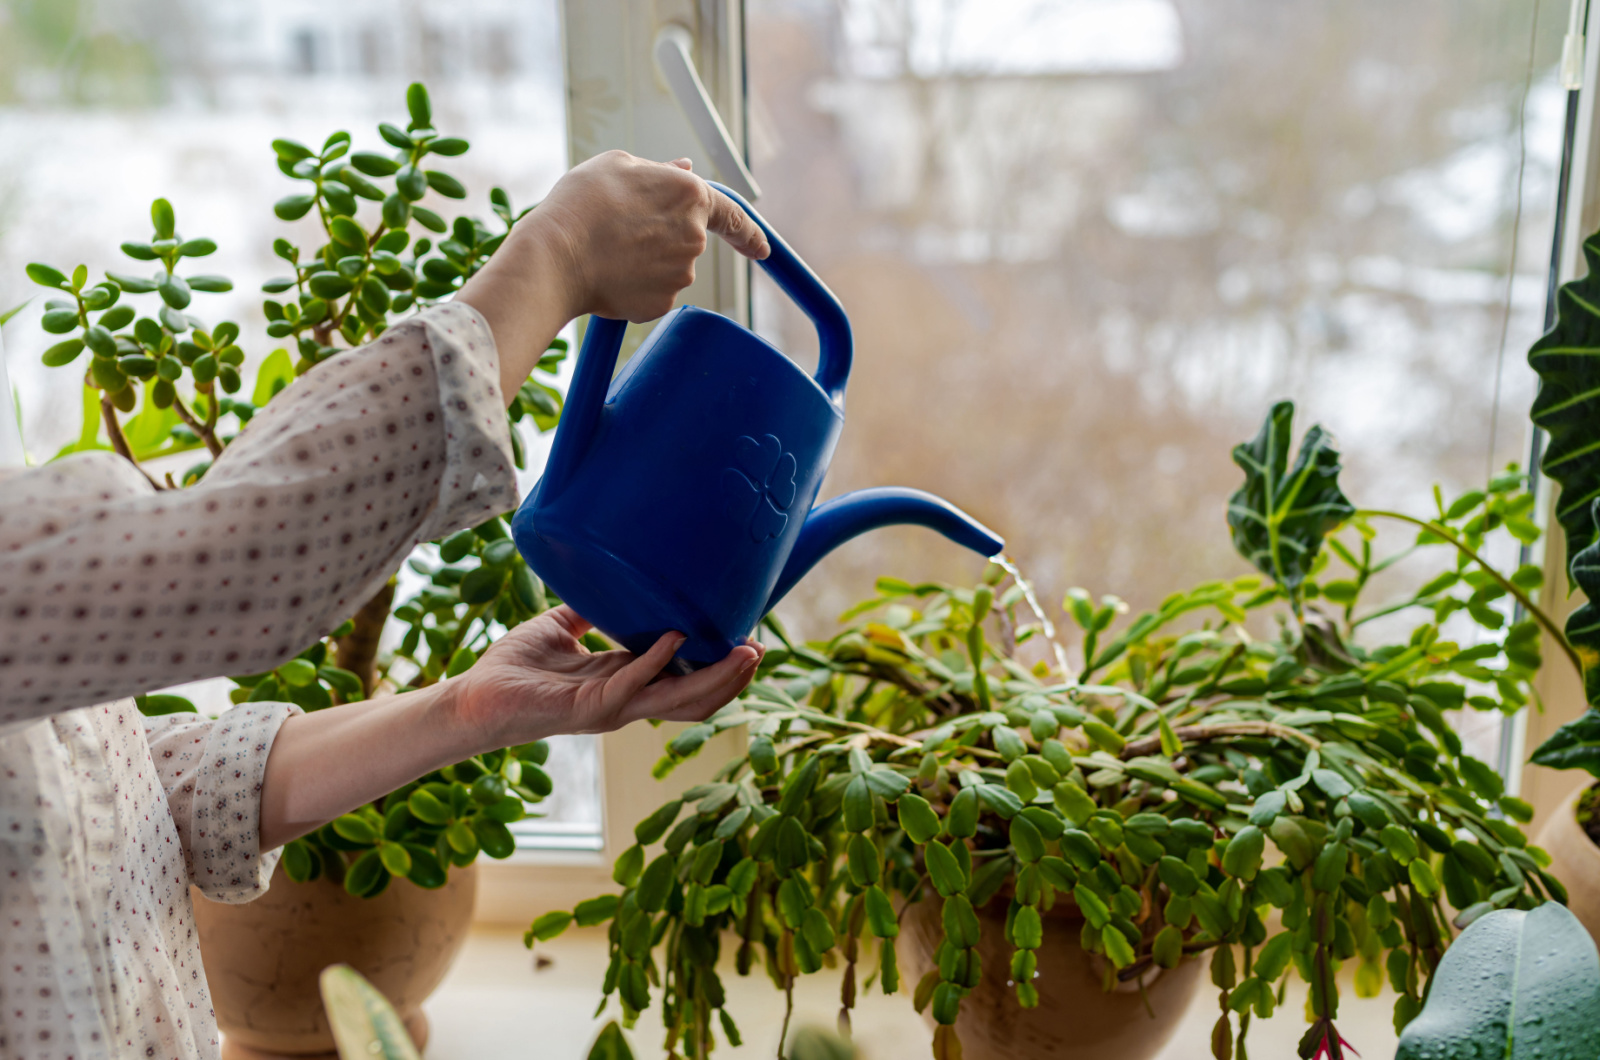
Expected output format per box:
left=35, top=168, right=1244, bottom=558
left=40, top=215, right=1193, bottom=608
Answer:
left=533, top=152, right=770, bottom=322
left=455, top=151, right=771, bottom=404
left=258, top=607, right=762, bottom=851
left=448, top=605, right=764, bottom=751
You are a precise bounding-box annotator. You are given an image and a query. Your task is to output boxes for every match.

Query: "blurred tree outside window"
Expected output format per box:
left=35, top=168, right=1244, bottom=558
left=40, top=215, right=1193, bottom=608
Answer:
left=746, top=0, right=1564, bottom=780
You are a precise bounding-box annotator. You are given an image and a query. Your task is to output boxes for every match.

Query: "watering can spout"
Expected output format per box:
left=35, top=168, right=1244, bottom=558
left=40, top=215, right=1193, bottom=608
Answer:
left=765, top=487, right=1005, bottom=613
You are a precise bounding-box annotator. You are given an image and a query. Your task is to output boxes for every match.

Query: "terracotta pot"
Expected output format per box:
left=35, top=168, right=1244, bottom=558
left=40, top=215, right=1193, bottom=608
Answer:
left=192, top=862, right=477, bottom=1059
left=898, top=895, right=1203, bottom=1060
left=1536, top=785, right=1600, bottom=947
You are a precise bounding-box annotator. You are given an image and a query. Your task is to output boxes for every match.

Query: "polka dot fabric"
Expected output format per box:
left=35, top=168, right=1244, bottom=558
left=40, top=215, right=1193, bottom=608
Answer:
left=0, top=303, right=516, bottom=1059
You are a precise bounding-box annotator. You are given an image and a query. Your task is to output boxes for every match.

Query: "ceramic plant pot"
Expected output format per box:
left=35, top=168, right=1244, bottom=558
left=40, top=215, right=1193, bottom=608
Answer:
left=1536, top=785, right=1600, bottom=947
left=899, top=894, right=1203, bottom=1060
left=192, top=862, right=477, bottom=1059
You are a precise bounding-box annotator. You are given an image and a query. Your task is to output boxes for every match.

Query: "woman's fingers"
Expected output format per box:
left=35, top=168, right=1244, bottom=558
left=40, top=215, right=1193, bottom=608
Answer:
left=704, top=186, right=770, bottom=260
left=602, top=631, right=688, bottom=705
left=547, top=605, right=594, bottom=640
left=627, top=643, right=762, bottom=724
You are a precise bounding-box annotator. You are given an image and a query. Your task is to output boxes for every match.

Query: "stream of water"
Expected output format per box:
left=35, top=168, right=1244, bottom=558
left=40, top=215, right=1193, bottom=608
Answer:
left=992, top=553, right=1073, bottom=680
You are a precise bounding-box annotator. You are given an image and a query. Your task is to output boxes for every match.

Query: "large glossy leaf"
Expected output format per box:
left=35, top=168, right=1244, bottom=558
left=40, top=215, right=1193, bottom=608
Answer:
left=318, top=965, right=420, bottom=1060
left=1227, top=401, right=1353, bottom=594
left=1396, top=902, right=1600, bottom=1060
left=1528, top=232, right=1600, bottom=709
left=1529, top=236, right=1600, bottom=568
left=1530, top=708, right=1600, bottom=778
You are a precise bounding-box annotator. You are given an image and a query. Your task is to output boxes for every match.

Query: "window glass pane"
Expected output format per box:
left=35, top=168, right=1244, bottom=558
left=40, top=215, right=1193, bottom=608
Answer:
left=513, top=734, right=605, bottom=851
left=749, top=0, right=1559, bottom=777
left=0, top=0, right=601, bottom=847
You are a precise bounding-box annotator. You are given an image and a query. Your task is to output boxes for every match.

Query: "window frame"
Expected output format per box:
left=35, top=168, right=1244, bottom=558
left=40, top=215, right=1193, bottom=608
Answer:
left=474, top=0, right=755, bottom=924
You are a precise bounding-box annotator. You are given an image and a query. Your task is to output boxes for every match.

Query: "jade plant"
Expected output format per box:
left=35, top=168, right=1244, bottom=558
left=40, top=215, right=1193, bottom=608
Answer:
left=528, top=401, right=1568, bottom=1060
left=14, top=82, right=577, bottom=897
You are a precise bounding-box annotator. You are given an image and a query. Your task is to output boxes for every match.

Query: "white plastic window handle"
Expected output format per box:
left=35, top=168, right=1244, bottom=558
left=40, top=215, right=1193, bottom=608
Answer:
left=653, top=24, right=762, bottom=202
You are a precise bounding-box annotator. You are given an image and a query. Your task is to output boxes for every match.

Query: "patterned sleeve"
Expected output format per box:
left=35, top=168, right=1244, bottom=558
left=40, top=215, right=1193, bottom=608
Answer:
left=0, top=302, right=515, bottom=724
left=143, top=701, right=302, bottom=902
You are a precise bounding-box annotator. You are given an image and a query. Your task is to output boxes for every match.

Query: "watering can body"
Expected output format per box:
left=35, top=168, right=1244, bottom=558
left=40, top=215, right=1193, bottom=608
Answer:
left=512, top=184, right=1003, bottom=670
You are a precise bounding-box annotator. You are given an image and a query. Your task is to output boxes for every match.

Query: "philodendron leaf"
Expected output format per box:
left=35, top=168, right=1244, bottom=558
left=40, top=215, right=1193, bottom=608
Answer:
left=1529, top=237, right=1600, bottom=704
left=1563, top=522, right=1600, bottom=704
left=318, top=964, right=421, bottom=1060
left=1530, top=708, right=1600, bottom=778
left=1395, top=902, right=1600, bottom=1060
left=1227, top=401, right=1354, bottom=594
left=1530, top=235, right=1600, bottom=572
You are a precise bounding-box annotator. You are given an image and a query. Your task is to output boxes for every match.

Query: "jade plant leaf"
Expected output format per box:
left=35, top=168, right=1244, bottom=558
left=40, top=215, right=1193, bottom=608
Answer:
left=1226, top=400, right=1353, bottom=594
left=1395, top=902, right=1600, bottom=1060
left=1529, top=708, right=1600, bottom=778
left=318, top=964, right=420, bottom=1060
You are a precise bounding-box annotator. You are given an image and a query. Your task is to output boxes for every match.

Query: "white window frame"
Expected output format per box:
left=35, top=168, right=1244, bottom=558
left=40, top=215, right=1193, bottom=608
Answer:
left=475, top=0, right=755, bottom=924
left=1514, top=4, right=1600, bottom=830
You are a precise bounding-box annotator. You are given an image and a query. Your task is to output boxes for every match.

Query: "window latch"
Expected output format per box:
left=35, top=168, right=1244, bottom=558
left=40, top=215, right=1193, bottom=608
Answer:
left=653, top=23, right=762, bottom=202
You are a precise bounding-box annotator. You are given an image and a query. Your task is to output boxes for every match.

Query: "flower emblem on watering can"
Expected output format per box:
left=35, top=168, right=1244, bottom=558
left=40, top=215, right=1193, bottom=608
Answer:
left=723, top=434, right=798, bottom=543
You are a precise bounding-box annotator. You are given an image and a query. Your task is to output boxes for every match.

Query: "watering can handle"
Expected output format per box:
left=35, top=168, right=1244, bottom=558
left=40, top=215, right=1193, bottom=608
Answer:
left=708, top=181, right=853, bottom=406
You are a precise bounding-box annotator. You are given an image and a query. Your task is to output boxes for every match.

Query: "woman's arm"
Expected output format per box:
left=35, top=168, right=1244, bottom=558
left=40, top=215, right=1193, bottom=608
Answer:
left=258, top=606, right=762, bottom=849
left=455, top=152, right=769, bottom=404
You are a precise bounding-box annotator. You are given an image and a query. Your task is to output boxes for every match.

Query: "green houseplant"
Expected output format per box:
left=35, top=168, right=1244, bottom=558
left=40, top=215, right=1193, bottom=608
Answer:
left=529, top=401, right=1569, bottom=1060
left=11, top=81, right=581, bottom=1052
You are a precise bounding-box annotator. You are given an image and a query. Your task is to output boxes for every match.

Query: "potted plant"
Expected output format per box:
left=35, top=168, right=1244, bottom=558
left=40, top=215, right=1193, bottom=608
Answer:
left=528, top=401, right=1568, bottom=1060
left=11, top=82, right=579, bottom=1056
left=1522, top=229, right=1600, bottom=944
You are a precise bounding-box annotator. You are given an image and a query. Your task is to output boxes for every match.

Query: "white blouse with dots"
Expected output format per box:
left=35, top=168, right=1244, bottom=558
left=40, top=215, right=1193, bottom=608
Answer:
left=0, top=304, right=515, bottom=1060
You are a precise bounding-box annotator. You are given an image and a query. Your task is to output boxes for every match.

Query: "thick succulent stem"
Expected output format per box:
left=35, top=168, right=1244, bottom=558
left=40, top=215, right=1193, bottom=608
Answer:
left=171, top=392, right=223, bottom=458
left=101, top=393, right=162, bottom=489
left=335, top=579, right=396, bottom=696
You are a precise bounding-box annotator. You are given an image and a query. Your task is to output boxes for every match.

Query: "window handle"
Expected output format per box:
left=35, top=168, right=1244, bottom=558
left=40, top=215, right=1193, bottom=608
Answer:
left=653, top=23, right=762, bottom=202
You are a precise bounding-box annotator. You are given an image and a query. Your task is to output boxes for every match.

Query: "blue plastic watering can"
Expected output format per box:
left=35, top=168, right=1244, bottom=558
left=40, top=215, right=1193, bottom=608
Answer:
left=510, top=183, right=1004, bottom=670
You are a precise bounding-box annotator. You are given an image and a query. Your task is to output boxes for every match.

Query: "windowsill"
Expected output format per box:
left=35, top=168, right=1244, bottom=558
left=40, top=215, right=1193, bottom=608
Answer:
left=422, top=926, right=1403, bottom=1059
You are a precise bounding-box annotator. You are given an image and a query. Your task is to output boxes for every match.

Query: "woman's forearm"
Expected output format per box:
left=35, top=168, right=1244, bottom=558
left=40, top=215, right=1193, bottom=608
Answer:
left=257, top=679, right=473, bottom=851
left=455, top=214, right=578, bottom=408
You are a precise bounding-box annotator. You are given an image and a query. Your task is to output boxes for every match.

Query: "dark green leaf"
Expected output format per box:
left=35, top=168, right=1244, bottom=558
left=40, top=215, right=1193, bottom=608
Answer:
left=274, top=193, right=316, bottom=221
left=25, top=263, right=67, bottom=289
left=530, top=910, right=573, bottom=942
left=41, top=339, right=84, bottom=367
left=1226, top=401, right=1354, bottom=592
left=1530, top=709, right=1600, bottom=778
left=134, top=694, right=196, bottom=716
left=425, top=170, right=467, bottom=198
left=151, top=198, right=175, bottom=238
left=406, top=82, right=432, bottom=128
left=351, top=150, right=402, bottom=176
